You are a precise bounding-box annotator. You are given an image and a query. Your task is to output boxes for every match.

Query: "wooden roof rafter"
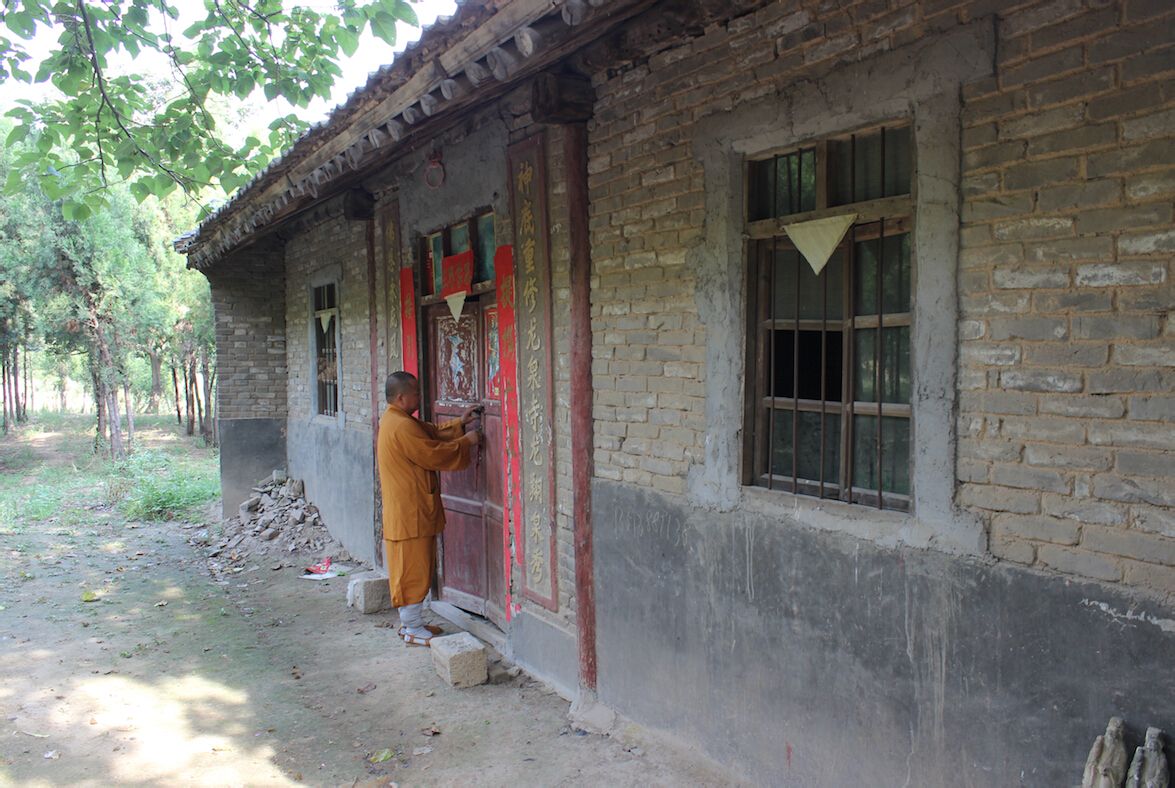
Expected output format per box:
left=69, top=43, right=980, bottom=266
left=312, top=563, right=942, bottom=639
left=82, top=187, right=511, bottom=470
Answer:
left=184, top=0, right=651, bottom=269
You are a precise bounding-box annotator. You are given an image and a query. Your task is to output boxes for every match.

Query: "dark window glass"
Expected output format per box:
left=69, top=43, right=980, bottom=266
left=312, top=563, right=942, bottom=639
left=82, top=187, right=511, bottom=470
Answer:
left=427, top=233, right=444, bottom=295
left=856, top=232, right=912, bottom=316
left=475, top=213, right=496, bottom=284
left=770, top=330, right=843, bottom=402
left=749, top=148, right=817, bottom=220
left=829, top=126, right=912, bottom=206
left=451, top=222, right=470, bottom=254
left=853, top=415, right=910, bottom=496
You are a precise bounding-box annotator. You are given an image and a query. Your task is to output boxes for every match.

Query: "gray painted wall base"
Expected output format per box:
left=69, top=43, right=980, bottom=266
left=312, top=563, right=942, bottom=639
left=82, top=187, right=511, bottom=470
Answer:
left=219, top=418, right=286, bottom=513
left=593, top=479, right=1175, bottom=786
left=287, top=419, right=376, bottom=565
left=509, top=610, right=579, bottom=701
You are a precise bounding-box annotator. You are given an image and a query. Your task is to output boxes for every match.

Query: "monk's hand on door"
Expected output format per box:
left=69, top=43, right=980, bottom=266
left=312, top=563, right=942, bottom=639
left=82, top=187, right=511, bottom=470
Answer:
left=463, top=429, right=482, bottom=448
left=460, top=405, right=484, bottom=425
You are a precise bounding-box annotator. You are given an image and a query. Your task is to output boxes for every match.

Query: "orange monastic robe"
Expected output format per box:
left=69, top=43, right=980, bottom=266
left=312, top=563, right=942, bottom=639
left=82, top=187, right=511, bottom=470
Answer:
left=377, top=404, right=471, bottom=540
left=377, top=404, right=471, bottom=607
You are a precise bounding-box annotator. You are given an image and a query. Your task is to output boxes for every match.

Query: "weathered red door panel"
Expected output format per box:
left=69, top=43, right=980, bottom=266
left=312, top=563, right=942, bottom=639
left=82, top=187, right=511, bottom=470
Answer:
left=423, top=299, right=504, bottom=626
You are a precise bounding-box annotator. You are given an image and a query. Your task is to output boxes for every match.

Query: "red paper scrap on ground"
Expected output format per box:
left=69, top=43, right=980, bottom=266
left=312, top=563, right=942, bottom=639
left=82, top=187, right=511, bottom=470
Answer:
left=304, top=557, right=332, bottom=574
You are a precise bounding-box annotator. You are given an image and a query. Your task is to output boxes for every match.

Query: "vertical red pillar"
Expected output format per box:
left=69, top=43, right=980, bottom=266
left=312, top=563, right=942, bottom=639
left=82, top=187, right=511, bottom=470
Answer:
left=565, top=123, right=597, bottom=691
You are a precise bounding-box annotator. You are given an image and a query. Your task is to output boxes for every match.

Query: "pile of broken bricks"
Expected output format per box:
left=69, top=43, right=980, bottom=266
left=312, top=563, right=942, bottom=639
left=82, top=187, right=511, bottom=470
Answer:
left=193, top=472, right=354, bottom=574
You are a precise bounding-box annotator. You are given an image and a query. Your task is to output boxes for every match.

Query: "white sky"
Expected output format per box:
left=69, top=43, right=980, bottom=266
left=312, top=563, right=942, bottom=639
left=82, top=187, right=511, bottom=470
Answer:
left=0, top=0, right=458, bottom=132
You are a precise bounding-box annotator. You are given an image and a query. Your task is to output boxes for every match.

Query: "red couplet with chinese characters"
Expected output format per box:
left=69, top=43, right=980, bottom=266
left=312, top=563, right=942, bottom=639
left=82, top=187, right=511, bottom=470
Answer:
left=400, top=267, right=418, bottom=376
left=440, top=250, right=474, bottom=299
left=494, top=246, right=523, bottom=576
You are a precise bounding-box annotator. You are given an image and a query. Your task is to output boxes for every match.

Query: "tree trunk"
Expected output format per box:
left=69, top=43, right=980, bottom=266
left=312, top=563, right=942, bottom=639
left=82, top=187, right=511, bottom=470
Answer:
left=23, top=346, right=32, bottom=418
left=171, top=365, right=182, bottom=426
left=91, top=368, right=107, bottom=454
left=199, top=349, right=213, bottom=440
left=58, top=367, right=67, bottom=413
left=1, top=352, right=9, bottom=435
left=12, top=346, right=22, bottom=423
left=208, top=366, right=219, bottom=447
left=193, top=370, right=204, bottom=440
left=84, top=307, right=121, bottom=457
left=3, top=349, right=12, bottom=430
left=107, top=387, right=124, bottom=460
left=6, top=349, right=16, bottom=430
left=123, top=382, right=135, bottom=451
left=183, top=361, right=194, bottom=436
left=148, top=350, right=163, bottom=414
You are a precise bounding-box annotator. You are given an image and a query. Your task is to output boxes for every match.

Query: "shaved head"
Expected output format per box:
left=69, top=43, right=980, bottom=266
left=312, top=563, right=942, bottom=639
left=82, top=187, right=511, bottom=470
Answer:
left=385, top=371, right=419, bottom=403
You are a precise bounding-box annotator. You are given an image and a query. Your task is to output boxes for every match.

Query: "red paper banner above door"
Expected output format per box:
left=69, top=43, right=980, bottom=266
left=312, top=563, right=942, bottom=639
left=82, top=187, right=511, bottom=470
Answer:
left=441, top=249, right=474, bottom=321
left=440, top=250, right=474, bottom=298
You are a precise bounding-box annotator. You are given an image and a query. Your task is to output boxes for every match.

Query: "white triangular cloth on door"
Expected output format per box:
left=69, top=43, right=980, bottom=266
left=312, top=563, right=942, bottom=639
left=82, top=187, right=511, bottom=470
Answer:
left=783, top=213, right=858, bottom=275
left=445, top=292, right=467, bottom=321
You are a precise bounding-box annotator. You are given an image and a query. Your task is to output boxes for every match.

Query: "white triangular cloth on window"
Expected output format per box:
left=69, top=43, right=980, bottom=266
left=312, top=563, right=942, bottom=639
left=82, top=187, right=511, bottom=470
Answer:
left=445, top=292, right=467, bottom=321
left=317, top=312, right=333, bottom=334
left=783, top=213, right=858, bottom=275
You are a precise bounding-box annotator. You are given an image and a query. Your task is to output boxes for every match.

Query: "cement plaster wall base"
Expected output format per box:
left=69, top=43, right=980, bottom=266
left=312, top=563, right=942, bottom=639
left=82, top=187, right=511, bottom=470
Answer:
left=509, top=610, right=579, bottom=701
left=219, top=418, right=286, bottom=513
left=593, top=479, right=1175, bottom=786
left=287, top=419, right=376, bottom=565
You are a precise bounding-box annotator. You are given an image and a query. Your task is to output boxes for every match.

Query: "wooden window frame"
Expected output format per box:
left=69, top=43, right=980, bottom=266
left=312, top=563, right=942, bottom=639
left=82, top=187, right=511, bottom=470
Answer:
left=418, top=209, right=496, bottom=305
left=744, top=125, right=914, bottom=512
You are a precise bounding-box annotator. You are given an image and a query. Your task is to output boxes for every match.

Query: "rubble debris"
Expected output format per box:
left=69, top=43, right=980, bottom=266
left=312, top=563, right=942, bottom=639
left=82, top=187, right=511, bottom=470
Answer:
left=191, top=476, right=354, bottom=579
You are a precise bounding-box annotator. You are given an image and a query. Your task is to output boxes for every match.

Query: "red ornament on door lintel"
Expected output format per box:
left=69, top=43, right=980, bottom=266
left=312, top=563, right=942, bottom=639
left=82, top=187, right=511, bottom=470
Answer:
left=440, top=250, right=474, bottom=299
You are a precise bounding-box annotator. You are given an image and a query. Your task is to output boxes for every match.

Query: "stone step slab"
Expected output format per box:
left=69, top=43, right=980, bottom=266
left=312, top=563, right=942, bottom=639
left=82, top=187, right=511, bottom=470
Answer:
left=430, top=632, right=487, bottom=688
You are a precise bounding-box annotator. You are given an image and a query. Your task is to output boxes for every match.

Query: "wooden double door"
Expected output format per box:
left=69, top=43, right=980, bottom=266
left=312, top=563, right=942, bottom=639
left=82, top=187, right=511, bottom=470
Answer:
left=423, top=297, right=506, bottom=628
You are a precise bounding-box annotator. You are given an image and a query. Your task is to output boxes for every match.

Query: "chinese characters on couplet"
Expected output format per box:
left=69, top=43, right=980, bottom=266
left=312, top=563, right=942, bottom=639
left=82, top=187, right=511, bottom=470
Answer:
left=509, top=138, right=555, bottom=602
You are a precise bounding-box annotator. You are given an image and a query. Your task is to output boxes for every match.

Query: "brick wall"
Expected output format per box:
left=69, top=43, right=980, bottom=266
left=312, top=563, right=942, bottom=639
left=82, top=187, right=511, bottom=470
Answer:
left=206, top=241, right=288, bottom=421
left=586, top=0, right=1174, bottom=594
left=956, top=0, right=1174, bottom=595
left=285, top=203, right=374, bottom=432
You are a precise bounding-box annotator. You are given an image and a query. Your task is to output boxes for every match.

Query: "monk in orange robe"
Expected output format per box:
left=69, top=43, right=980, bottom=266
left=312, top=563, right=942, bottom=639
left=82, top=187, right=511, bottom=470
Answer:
left=377, top=371, right=481, bottom=645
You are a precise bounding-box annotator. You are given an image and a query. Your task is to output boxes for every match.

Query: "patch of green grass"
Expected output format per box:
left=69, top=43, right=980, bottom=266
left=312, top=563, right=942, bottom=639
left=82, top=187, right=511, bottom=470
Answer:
left=0, top=443, right=37, bottom=472
left=114, top=449, right=220, bottom=522
left=0, top=482, right=65, bottom=530
left=0, top=413, right=220, bottom=528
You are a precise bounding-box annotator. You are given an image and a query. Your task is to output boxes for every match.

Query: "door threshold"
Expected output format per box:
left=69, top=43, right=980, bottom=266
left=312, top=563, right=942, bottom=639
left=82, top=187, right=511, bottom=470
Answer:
left=429, top=599, right=507, bottom=655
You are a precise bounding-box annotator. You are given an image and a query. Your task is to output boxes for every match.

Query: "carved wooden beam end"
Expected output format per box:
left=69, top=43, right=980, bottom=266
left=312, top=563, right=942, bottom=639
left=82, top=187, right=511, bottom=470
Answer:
left=465, top=60, right=491, bottom=86
left=515, top=25, right=543, bottom=57
left=440, top=77, right=468, bottom=101
left=487, top=45, right=520, bottom=81
left=561, top=0, right=587, bottom=25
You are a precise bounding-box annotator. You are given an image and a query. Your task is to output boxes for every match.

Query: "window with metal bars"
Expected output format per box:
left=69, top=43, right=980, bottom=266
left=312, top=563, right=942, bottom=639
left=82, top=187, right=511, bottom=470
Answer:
left=313, top=283, right=339, bottom=417
left=745, top=124, right=913, bottom=511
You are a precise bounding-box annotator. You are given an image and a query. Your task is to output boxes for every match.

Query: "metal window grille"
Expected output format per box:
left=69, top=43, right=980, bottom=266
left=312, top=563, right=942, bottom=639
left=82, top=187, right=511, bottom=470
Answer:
left=313, top=283, right=338, bottom=417
left=746, top=125, right=913, bottom=512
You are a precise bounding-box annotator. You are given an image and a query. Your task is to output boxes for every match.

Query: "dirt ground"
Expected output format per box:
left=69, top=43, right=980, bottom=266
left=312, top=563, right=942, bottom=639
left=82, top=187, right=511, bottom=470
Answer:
left=0, top=419, right=727, bottom=787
